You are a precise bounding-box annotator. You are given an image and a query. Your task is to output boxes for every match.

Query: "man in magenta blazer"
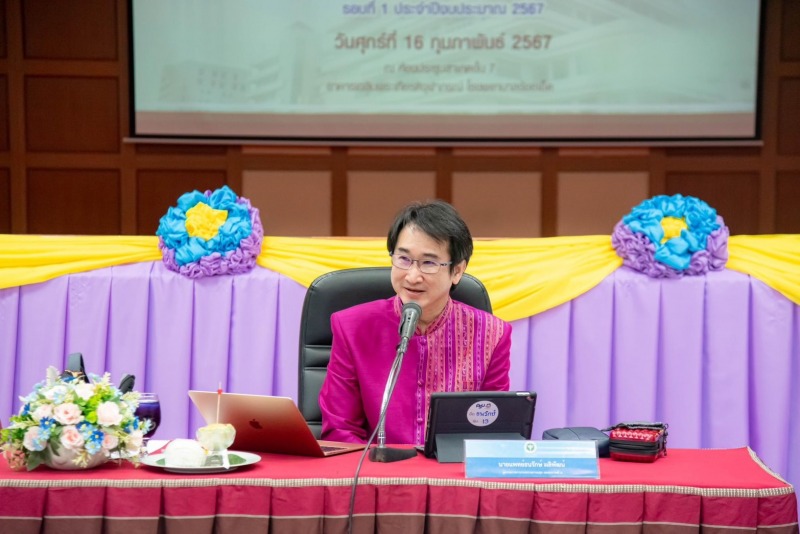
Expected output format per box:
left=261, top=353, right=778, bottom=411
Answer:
left=319, top=200, right=512, bottom=445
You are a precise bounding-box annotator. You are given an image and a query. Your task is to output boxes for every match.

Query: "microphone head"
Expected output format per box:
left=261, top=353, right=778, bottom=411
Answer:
left=399, top=301, right=422, bottom=338
left=401, top=301, right=422, bottom=317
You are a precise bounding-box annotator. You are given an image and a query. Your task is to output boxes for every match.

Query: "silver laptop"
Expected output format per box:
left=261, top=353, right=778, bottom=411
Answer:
left=188, top=391, right=365, bottom=457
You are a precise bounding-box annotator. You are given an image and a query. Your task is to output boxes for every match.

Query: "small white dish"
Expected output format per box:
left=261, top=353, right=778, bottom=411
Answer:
left=141, top=450, right=260, bottom=474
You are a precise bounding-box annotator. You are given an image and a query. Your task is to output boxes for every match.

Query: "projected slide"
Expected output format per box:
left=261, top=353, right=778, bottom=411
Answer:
left=131, top=0, right=761, bottom=142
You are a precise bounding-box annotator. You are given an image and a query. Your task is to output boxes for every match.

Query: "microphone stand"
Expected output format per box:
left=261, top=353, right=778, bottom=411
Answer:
left=368, top=337, right=418, bottom=463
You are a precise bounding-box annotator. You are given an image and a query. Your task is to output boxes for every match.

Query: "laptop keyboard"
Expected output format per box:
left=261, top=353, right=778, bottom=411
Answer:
left=319, top=445, right=347, bottom=453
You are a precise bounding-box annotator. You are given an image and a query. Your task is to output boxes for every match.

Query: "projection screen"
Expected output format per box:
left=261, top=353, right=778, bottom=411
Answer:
left=130, top=0, right=763, bottom=144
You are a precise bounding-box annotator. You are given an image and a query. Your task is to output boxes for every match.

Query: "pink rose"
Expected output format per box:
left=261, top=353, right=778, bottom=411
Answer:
left=102, top=433, right=119, bottom=451
left=96, top=402, right=123, bottom=426
left=59, top=426, right=85, bottom=450
left=2, top=446, right=26, bottom=470
left=53, top=403, right=83, bottom=425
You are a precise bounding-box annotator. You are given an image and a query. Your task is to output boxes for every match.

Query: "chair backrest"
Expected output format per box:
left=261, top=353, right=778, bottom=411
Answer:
left=298, top=266, right=492, bottom=438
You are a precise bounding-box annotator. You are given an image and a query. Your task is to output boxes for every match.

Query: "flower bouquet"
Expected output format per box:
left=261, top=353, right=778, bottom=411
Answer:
left=1, top=368, right=149, bottom=470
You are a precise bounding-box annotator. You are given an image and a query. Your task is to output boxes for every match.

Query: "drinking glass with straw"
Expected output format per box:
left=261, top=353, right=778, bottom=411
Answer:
left=196, top=383, right=235, bottom=468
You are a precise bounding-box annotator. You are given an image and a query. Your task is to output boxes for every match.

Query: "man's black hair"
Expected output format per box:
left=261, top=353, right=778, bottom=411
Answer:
left=386, top=200, right=473, bottom=273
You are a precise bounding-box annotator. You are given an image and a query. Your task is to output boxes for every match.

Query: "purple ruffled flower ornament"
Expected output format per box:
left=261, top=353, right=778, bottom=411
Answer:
left=611, top=194, right=729, bottom=278
left=156, top=186, right=263, bottom=278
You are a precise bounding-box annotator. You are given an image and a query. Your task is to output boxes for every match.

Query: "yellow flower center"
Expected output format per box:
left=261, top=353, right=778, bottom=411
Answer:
left=660, top=216, right=688, bottom=243
left=185, top=202, right=228, bottom=240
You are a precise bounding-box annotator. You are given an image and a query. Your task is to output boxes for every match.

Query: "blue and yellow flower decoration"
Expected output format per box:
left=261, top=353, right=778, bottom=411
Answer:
left=611, top=194, right=729, bottom=278
left=156, top=186, right=263, bottom=278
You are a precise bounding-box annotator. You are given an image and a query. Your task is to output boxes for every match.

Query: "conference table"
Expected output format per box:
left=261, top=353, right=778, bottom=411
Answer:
left=0, top=446, right=796, bottom=534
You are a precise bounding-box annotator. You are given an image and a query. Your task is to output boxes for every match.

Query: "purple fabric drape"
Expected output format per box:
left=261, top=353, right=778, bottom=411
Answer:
left=1, top=263, right=797, bottom=504
left=0, top=262, right=307, bottom=441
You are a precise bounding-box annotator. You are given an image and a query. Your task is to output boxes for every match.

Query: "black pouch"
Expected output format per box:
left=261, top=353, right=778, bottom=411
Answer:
left=542, top=426, right=610, bottom=457
left=605, top=422, right=668, bottom=463
left=58, top=352, right=135, bottom=393
left=60, top=352, right=89, bottom=383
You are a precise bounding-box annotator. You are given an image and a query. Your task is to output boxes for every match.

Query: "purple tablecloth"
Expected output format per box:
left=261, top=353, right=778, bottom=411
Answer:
left=1, top=262, right=798, bottom=499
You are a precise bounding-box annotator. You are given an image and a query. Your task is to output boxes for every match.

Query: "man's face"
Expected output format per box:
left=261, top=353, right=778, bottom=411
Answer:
left=390, top=224, right=465, bottom=329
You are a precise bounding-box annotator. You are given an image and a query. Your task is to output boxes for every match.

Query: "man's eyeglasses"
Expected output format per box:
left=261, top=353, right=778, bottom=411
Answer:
left=390, top=253, right=452, bottom=274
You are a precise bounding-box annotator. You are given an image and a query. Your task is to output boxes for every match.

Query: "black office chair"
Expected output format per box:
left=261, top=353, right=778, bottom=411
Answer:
left=298, top=266, right=493, bottom=438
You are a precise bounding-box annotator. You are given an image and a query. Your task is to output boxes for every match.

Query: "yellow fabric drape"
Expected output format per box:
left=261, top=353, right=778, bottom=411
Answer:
left=0, top=233, right=797, bottom=323
left=0, top=234, right=161, bottom=289
left=257, top=235, right=623, bottom=321
left=726, top=235, right=800, bottom=306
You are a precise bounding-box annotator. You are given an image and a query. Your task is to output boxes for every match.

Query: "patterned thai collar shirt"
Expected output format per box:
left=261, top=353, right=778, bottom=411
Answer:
left=320, top=295, right=512, bottom=445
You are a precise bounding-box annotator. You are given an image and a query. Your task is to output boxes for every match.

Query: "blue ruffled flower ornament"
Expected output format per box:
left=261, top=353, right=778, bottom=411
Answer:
left=611, top=194, right=729, bottom=278
left=156, top=186, right=263, bottom=278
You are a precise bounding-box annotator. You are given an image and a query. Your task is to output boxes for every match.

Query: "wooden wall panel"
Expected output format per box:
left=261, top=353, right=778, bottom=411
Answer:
left=664, top=146, right=762, bottom=159
left=0, top=0, right=796, bottom=237
left=136, top=170, right=226, bottom=235
left=665, top=172, right=760, bottom=235
left=0, top=168, right=9, bottom=232
left=135, top=144, right=228, bottom=157
left=242, top=170, right=332, bottom=236
left=776, top=172, right=800, bottom=233
left=25, top=76, right=119, bottom=153
left=781, top=0, right=800, bottom=61
left=557, top=172, right=649, bottom=236
left=777, top=78, right=800, bottom=156
left=0, top=75, right=8, bottom=151
left=452, top=172, right=542, bottom=237
left=27, top=169, right=120, bottom=234
left=0, top=0, right=6, bottom=58
left=22, top=0, right=116, bottom=60
left=347, top=171, right=436, bottom=236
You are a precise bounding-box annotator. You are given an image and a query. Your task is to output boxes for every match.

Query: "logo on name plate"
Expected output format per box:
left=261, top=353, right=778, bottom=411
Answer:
left=525, top=442, right=537, bottom=454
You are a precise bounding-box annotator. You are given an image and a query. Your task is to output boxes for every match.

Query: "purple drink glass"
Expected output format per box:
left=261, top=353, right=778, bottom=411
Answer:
left=135, top=393, right=161, bottom=451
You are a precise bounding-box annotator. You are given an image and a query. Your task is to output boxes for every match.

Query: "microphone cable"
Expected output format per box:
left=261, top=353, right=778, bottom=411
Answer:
left=346, top=302, right=421, bottom=534
left=346, top=401, right=388, bottom=534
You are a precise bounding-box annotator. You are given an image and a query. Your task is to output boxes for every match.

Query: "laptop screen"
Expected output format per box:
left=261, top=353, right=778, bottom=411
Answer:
left=423, top=391, right=537, bottom=461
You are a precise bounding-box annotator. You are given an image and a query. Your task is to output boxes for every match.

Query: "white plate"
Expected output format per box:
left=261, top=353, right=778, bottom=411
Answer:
left=141, top=451, right=261, bottom=474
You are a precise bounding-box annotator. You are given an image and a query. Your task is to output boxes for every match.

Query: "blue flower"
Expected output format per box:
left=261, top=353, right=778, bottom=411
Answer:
left=83, top=428, right=105, bottom=454
left=126, top=416, right=144, bottom=433
left=26, top=427, right=49, bottom=452
left=39, top=417, right=55, bottom=432
left=76, top=421, right=95, bottom=438
left=85, top=437, right=103, bottom=455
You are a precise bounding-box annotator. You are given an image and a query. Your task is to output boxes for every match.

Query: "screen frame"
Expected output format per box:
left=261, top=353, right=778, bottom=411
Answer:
left=126, top=0, right=766, bottom=147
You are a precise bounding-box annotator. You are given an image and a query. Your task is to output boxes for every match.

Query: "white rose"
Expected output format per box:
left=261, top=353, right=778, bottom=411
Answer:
left=73, top=382, right=95, bottom=401
left=44, top=385, right=68, bottom=401
left=31, top=404, right=53, bottom=422
left=96, top=402, right=123, bottom=426
left=53, top=403, right=83, bottom=425
left=125, top=430, right=144, bottom=452
left=102, top=433, right=119, bottom=451
left=22, top=427, right=46, bottom=452
left=60, top=425, right=85, bottom=450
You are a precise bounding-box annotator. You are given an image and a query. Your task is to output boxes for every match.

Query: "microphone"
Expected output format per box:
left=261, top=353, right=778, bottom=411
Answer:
left=368, top=301, right=423, bottom=463
left=397, top=302, right=421, bottom=355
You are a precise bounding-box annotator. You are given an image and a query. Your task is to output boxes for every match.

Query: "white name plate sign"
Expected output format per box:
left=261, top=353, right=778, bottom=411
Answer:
left=464, top=440, right=600, bottom=479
